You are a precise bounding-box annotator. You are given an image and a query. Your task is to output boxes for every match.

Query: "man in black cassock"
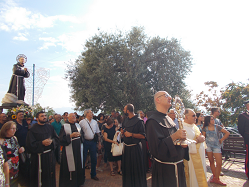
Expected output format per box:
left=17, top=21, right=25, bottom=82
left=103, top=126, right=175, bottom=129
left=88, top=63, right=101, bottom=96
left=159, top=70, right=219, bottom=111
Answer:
left=7, top=55, right=30, bottom=101
left=59, top=113, right=85, bottom=187
left=145, top=91, right=188, bottom=187
left=121, top=104, right=147, bottom=187
left=26, top=111, right=59, bottom=187
left=238, top=100, right=249, bottom=179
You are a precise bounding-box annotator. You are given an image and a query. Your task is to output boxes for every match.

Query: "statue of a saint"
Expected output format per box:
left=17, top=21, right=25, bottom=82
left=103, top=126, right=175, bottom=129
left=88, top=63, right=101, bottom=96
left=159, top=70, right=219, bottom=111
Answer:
left=2, top=54, right=30, bottom=105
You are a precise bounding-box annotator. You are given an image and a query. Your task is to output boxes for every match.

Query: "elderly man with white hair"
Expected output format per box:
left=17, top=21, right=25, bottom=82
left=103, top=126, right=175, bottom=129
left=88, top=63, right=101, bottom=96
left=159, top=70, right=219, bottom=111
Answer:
left=59, top=113, right=85, bottom=187
left=79, top=109, right=101, bottom=181
left=182, top=108, right=207, bottom=187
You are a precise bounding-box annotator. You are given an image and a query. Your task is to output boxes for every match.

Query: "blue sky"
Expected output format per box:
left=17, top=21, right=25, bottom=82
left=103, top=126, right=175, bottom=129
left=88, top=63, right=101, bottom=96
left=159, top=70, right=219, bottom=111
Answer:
left=1, top=0, right=248, bottom=114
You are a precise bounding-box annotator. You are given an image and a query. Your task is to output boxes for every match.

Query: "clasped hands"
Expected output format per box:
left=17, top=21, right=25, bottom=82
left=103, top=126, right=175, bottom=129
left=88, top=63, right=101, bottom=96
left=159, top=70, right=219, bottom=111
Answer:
left=196, top=135, right=205, bottom=143
left=42, top=139, right=53, bottom=146
left=70, top=132, right=81, bottom=138
left=120, top=128, right=132, bottom=137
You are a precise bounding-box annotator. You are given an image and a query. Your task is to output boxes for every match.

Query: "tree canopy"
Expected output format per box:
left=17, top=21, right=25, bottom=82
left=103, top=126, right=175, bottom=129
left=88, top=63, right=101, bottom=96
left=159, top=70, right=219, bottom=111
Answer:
left=66, top=27, right=193, bottom=113
left=32, top=103, right=55, bottom=117
left=222, top=82, right=249, bottom=124
left=194, top=81, right=230, bottom=125
left=194, top=81, right=249, bottom=126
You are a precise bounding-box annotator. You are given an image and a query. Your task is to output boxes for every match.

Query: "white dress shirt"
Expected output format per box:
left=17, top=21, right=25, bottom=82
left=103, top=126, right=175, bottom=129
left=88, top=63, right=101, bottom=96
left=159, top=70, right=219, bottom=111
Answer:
left=79, top=118, right=100, bottom=140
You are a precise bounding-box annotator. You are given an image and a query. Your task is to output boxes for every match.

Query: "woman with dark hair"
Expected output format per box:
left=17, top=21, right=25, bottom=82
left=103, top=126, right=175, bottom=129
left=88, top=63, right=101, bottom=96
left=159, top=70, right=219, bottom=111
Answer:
left=114, top=118, right=122, bottom=131
left=196, top=112, right=204, bottom=132
left=116, top=115, right=123, bottom=129
left=96, top=113, right=105, bottom=172
left=103, top=118, right=122, bottom=176
left=97, top=113, right=105, bottom=130
left=202, top=116, right=229, bottom=186
left=0, top=121, right=25, bottom=187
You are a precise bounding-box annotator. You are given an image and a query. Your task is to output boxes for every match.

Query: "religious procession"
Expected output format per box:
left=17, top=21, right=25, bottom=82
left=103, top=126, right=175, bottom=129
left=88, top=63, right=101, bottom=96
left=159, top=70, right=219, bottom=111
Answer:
left=0, top=55, right=248, bottom=187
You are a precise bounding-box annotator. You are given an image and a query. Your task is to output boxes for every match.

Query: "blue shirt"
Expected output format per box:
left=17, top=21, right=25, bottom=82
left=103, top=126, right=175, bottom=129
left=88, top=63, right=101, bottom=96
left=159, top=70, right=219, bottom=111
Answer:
left=51, top=121, right=62, bottom=136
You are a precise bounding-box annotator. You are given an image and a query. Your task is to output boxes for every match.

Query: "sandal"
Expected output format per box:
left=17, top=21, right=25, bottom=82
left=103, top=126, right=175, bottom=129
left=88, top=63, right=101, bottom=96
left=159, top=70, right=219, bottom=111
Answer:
left=117, top=170, right=122, bottom=175
left=111, top=171, right=115, bottom=176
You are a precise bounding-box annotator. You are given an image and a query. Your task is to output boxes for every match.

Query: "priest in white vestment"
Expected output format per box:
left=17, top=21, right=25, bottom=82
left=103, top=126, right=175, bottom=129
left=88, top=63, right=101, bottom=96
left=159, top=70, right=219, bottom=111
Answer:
left=182, top=109, right=208, bottom=187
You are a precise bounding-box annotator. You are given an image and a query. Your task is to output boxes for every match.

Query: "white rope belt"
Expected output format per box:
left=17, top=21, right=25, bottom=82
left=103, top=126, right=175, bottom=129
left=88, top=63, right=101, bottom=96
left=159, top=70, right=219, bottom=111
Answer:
left=154, top=158, right=183, bottom=187
left=43, top=149, right=51, bottom=154
left=124, top=143, right=137, bottom=146
left=12, top=74, right=24, bottom=77
left=72, top=137, right=80, bottom=141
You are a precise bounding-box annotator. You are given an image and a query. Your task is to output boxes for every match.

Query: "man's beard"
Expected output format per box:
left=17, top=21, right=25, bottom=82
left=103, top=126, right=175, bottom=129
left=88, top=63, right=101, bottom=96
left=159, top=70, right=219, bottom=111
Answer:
left=38, top=119, right=47, bottom=124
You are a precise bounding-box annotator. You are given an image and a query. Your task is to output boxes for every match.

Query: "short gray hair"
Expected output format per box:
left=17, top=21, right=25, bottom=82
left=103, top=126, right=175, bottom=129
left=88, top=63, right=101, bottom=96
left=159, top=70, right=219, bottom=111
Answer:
left=84, top=109, right=92, bottom=116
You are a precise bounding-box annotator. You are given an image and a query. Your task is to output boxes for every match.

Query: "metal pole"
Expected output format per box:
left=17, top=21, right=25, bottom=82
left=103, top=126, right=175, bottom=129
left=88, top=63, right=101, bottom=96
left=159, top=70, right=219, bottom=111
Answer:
left=32, top=64, right=35, bottom=106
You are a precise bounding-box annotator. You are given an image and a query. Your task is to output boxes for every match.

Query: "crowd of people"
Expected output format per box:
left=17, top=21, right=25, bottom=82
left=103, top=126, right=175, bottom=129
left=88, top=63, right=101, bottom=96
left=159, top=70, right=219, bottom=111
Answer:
left=0, top=91, right=248, bottom=187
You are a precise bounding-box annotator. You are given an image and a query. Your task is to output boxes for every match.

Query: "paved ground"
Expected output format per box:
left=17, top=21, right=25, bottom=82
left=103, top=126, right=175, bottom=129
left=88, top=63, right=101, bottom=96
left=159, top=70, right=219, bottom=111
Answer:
left=205, top=157, right=248, bottom=187
left=54, top=156, right=249, bottom=187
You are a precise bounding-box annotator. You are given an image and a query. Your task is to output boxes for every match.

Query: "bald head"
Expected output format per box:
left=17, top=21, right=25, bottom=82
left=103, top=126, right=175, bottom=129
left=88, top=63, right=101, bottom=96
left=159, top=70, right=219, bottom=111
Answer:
left=54, top=114, right=61, bottom=122
left=184, top=109, right=197, bottom=124
left=154, top=91, right=172, bottom=114
left=154, top=91, right=166, bottom=105
left=68, top=113, right=76, bottom=124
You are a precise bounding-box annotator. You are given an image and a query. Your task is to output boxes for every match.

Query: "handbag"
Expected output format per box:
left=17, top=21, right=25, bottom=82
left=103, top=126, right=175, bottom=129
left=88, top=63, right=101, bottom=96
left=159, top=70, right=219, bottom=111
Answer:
left=86, top=120, right=99, bottom=143
left=111, top=131, right=123, bottom=156
left=93, top=133, right=98, bottom=143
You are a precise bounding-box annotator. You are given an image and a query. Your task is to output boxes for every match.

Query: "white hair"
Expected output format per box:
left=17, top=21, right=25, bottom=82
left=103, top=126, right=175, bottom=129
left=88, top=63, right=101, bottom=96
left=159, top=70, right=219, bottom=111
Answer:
left=84, top=109, right=91, bottom=116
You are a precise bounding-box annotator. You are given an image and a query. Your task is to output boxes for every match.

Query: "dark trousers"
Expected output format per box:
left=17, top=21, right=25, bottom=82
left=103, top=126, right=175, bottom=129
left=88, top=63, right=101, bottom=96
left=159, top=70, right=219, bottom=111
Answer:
left=83, top=140, right=97, bottom=178
left=246, top=144, right=249, bottom=179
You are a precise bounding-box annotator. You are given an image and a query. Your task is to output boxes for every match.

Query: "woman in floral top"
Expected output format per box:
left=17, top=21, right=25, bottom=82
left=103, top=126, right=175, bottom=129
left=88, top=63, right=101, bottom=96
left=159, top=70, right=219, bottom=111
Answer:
left=0, top=121, right=25, bottom=187
left=0, top=143, right=9, bottom=187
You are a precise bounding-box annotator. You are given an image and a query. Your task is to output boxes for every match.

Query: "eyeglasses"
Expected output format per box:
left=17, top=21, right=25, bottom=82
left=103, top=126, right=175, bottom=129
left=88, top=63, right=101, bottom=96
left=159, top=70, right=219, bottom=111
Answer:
left=190, top=115, right=196, bottom=117
left=157, top=93, right=171, bottom=98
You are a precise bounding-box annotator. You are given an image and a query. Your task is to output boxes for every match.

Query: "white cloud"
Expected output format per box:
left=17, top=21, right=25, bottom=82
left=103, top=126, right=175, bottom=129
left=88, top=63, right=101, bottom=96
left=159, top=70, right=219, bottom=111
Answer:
left=49, top=60, right=68, bottom=69
left=39, top=37, right=58, bottom=43
left=38, top=75, right=72, bottom=108
left=57, top=32, right=88, bottom=53
left=0, top=0, right=83, bottom=32
left=39, top=42, right=56, bottom=50
left=38, top=31, right=89, bottom=53
left=13, top=32, right=28, bottom=41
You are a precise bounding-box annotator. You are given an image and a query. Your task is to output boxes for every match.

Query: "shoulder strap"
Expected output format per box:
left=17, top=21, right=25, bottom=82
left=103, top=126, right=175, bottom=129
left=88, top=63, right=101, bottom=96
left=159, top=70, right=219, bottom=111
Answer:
left=85, top=119, right=95, bottom=135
